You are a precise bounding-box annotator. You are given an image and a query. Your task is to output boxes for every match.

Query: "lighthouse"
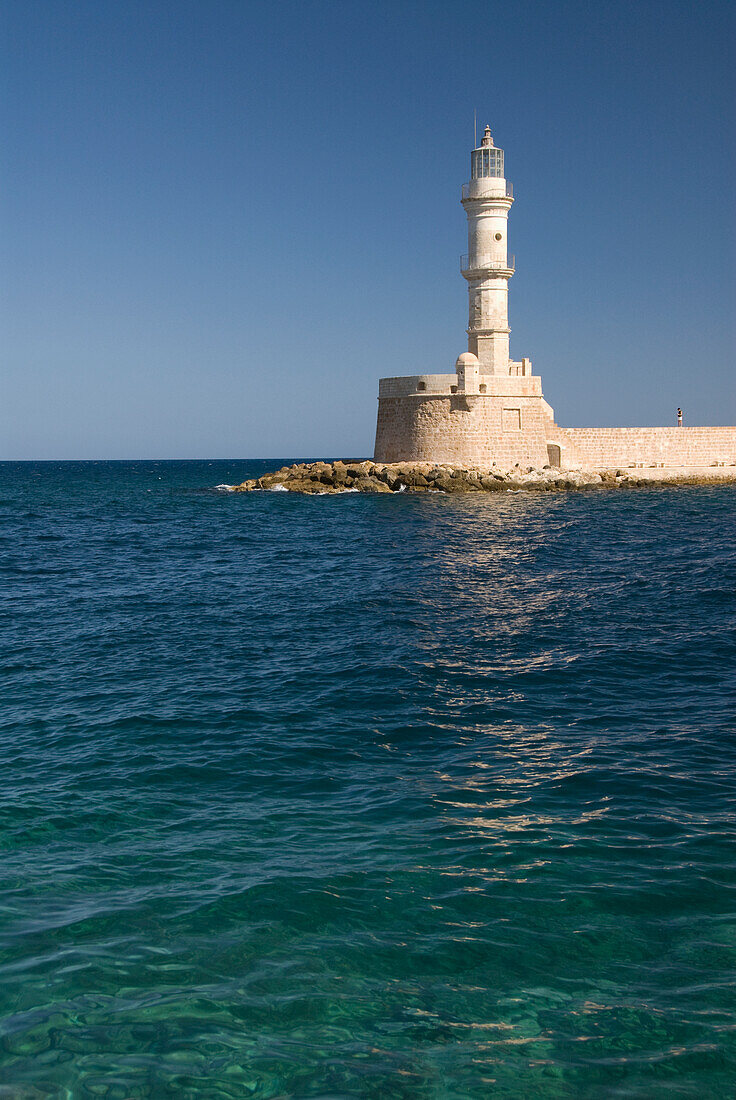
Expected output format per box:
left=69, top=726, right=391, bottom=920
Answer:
left=462, top=125, right=515, bottom=374
left=374, top=122, right=552, bottom=467
left=244, top=121, right=736, bottom=478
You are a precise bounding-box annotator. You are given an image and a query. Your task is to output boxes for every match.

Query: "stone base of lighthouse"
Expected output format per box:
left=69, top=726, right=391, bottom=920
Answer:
left=374, top=366, right=736, bottom=471
left=374, top=364, right=568, bottom=469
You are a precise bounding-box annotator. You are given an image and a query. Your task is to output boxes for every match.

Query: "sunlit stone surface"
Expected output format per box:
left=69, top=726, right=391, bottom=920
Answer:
left=374, top=126, right=736, bottom=471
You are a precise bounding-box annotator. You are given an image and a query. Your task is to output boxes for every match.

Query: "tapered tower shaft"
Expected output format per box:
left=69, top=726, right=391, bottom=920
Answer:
left=461, top=126, right=514, bottom=374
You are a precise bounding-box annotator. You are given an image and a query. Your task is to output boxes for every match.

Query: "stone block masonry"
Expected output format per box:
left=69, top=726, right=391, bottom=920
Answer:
left=375, top=393, right=552, bottom=468
left=560, top=427, right=736, bottom=470
left=374, top=391, right=736, bottom=472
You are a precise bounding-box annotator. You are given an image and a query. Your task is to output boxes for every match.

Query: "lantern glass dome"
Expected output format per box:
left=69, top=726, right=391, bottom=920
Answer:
left=471, top=146, right=504, bottom=179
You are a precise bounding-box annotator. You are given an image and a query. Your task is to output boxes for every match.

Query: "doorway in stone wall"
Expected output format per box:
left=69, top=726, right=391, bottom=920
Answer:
left=547, top=444, right=561, bottom=468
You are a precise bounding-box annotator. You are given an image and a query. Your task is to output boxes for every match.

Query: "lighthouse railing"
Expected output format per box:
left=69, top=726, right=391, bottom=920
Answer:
left=461, top=182, right=513, bottom=200
left=460, top=254, right=515, bottom=274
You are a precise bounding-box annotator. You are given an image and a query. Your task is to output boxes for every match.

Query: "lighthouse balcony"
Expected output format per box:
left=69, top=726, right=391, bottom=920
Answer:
left=460, top=254, right=515, bottom=276
left=462, top=181, right=513, bottom=201
left=378, top=373, right=542, bottom=399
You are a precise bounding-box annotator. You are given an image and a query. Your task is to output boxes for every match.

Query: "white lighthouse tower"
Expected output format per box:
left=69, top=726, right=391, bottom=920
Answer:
left=462, top=125, right=515, bottom=374
left=374, top=123, right=557, bottom=468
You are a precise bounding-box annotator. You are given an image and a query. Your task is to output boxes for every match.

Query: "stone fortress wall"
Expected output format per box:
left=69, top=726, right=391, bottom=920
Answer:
left=375, top=395, right=551, bottom=468
left=560, top=426, right=736, bottom=470
left=374, top=372, right=736, bottom=471
left=375, top=372, right=552, bottom=468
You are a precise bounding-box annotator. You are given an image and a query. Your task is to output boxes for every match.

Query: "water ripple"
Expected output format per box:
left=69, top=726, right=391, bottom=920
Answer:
left=0, top=462, right=734, bottom=1097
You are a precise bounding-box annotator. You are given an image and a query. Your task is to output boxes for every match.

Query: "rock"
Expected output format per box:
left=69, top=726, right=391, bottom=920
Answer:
left=353, top=476, right=392, bottom=493
left=346, top=461, right=373, bottom=478
left=226, top=458, right=712, bottom=495
left=401, top=469, right=429, bottom=488
left=282, top=479, right=319, bottom=492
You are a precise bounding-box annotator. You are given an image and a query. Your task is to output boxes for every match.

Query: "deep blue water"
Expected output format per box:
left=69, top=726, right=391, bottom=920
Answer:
left=1, top=460, right=735, bottom=1099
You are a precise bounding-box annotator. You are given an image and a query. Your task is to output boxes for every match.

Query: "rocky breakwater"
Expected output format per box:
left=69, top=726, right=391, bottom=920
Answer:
left=230, top=461, right=635, bottom=493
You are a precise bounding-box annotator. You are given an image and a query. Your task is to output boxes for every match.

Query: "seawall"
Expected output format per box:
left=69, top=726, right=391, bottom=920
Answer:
left=375, top=384, right=736, bottom=472
left=560, top=426, right=736, bottom=470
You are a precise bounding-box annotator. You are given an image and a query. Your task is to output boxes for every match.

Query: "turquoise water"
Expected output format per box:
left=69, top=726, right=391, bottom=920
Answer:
left=1, top=460, right=735, bottom=1098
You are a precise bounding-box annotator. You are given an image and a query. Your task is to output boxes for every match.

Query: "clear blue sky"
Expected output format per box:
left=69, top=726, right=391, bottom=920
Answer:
left=2, top=0, right=734, bottom=459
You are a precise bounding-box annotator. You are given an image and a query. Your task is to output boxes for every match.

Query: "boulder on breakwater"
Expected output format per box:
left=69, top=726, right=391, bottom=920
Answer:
left=227, top=460, right=689, bottom=494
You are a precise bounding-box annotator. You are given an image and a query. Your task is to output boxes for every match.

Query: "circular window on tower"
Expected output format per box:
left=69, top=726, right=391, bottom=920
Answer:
left=495, top=232, right=503, bottom=241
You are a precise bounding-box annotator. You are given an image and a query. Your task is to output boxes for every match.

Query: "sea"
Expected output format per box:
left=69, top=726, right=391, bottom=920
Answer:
left=1, top=459, right=735, bottom=1099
